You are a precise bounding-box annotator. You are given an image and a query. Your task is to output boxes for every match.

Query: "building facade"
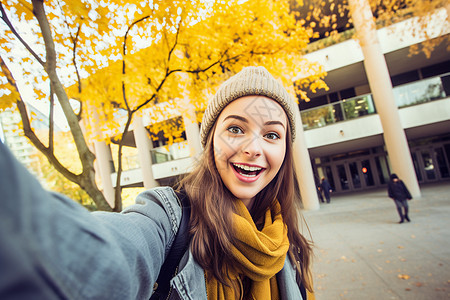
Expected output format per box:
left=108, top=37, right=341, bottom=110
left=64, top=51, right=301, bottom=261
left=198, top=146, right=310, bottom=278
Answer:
left=0, top=107, right=39, bottom=168
left=95, top=5, right=450, bottom=209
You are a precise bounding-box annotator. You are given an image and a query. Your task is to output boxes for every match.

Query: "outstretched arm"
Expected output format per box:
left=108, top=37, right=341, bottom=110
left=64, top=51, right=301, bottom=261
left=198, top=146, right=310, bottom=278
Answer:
left=0, top=142, right=180, bottom=299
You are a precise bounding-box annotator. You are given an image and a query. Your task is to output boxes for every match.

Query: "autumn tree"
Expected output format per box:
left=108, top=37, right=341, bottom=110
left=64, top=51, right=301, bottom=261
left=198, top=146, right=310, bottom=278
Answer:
left=292, top=0, right=449, bottom=56
left=0, top=0, right=115, bottom=210
left=0, top=0, right=328, bottom=211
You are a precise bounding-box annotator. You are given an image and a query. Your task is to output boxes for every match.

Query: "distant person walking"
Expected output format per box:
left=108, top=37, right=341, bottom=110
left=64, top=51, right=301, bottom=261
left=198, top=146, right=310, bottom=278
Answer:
left=320, top=177, right=332, bottom=203
left=317, top=185, right=325, bottom=203
left=388, top=173, right=412, bottom=223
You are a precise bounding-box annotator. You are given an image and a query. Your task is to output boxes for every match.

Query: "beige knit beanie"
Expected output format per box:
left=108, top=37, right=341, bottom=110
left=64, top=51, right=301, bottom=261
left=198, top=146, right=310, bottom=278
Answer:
left=200, top=66, right=297, bottom=148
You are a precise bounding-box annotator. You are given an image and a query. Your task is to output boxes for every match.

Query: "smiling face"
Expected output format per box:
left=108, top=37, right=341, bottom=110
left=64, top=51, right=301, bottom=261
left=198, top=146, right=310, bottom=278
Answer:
left=213, top=95, right=288, bottom=208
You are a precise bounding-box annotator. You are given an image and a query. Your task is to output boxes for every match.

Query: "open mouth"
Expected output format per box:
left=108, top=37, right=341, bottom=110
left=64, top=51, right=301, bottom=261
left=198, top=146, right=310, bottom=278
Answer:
left=232, top=163, right=264, bottom=177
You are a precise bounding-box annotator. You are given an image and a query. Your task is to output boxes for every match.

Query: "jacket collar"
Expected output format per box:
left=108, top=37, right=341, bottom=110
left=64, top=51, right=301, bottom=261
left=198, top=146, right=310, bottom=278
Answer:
left=171, top=251, right=303, bottom=300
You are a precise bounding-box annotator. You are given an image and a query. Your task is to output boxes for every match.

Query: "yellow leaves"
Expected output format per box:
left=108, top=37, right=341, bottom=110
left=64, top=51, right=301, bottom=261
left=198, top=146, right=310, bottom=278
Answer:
left=65, top=0, right=92, bottom=18
left=398, top=274, right=410, bottom=280
left=14, top=0, right=34, bottom=21
left=0, top=86, right=19, bottom=110
left=0, top=57, right=20, bottom=109
left=4, top=0, right=329, bottom=148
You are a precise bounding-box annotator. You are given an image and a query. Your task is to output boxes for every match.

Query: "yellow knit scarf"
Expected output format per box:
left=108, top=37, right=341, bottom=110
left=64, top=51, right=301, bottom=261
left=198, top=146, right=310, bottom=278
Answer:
left=206, top=200, right=289, bottom=300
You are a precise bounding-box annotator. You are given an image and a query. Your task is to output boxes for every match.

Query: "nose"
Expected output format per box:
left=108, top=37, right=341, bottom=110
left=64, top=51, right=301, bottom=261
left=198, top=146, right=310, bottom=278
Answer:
left=242, top=136, right=262, bottom=158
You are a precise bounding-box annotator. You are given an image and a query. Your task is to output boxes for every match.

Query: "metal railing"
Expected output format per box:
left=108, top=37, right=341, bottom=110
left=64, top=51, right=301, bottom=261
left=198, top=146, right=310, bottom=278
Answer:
left=301, top=94, right=376, bottom=130
left=150, top=140, right=191, bottom=164
left=301, top=74, right=449, bottom=130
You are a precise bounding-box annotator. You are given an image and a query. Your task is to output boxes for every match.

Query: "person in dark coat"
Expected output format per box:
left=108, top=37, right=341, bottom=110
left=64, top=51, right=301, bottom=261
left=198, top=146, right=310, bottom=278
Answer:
left=317, top=185, right=324, bottom=203
left=320, top=177, right=332, bottom=203
left=387, top=173, right=412, bottom=223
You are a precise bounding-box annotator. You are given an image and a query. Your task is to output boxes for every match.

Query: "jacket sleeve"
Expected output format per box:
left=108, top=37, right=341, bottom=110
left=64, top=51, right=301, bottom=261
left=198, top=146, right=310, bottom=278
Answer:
left=387, top=182, right=394, bottom=198
left=0, top=142, right=180, bottom=300
left=401, top=181, right=412, bottom=199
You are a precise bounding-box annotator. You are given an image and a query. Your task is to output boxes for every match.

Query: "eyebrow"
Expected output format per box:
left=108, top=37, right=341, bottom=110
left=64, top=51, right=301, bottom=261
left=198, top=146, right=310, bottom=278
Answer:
left=223, top=115, right=286, bottom=129
left=223, top=115, right=248, bottom=123
left=264, top=120, right=286, bottom=129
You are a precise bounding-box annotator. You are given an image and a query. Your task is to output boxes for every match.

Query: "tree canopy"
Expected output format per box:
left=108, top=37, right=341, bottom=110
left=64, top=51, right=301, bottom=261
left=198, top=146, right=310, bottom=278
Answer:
left=0, top=0, right=328, bottom=210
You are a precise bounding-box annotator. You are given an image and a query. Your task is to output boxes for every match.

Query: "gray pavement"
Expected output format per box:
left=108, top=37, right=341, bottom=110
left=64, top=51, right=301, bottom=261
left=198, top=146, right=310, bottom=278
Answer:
left=302, top=182, right=450, bottom=300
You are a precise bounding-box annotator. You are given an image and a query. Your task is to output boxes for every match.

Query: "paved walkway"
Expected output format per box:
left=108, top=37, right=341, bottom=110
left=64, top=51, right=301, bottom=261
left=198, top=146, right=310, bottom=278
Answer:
left=302, top=182, right=450, bottom=300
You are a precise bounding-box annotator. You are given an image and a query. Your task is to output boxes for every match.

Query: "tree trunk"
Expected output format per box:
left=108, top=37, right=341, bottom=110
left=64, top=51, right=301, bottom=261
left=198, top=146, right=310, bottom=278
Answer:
left=31, top=0, right=112, bottom=211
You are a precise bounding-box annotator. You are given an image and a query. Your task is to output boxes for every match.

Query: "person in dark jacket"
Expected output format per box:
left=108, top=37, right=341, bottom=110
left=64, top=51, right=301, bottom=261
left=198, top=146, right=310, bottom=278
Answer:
left=320, top=177, right=332, bottom=203
left=387, top=173, right=412, bottom=223
left=316, top=185, right=324, bottom=203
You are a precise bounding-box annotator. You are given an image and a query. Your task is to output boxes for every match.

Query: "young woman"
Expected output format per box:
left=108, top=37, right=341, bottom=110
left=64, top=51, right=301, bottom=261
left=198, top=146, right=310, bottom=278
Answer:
left=0, top=66, right=313, bottom=299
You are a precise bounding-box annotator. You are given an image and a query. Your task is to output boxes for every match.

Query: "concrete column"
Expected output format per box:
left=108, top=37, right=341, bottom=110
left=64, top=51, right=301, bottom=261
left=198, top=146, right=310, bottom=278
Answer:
left=181, top=98, right=202, bottom=157
left=93, top=140, right=115, bottom=207
left=133, top=115, right=158, bottom=189
left=293, top=107, right=320, bottom=210
left=82, top=102, right=115, bottom=208
left=348, top=0, right=421, bottom=197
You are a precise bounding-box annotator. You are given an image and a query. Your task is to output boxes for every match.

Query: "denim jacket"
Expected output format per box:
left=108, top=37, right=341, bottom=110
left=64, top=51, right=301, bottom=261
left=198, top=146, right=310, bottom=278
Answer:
left=151, top=187, right=303, bottom=300
left=0, top=142, right=303, bottom=300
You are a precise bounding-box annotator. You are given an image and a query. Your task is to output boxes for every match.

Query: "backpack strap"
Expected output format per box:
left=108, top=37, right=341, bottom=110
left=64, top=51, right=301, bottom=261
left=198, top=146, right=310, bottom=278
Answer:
left=150, top=190, right=191, bottom=299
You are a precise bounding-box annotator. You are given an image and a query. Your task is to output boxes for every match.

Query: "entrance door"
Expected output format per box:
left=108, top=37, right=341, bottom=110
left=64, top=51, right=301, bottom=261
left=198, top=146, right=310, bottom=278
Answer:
left=336, top=164, right=350, bottom=191
left=348, top=162, right=362, bottom=189
left=412, top=145, right=450, bottom=182
left=348, top=159, right=376, bottom=190
left=360, top=159, right=376, bottom=187
left=334, top=158, right=377, bottom=191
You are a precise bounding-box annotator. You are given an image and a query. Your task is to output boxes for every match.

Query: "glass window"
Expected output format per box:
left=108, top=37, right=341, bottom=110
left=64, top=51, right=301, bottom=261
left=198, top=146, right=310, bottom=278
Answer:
left=411, top=152, right=422, bottom=182
left=342, top=95, right=374, bottom=120
left=329, top=92, right=339, bottom=103
left=332, top=102, right=344, bottom=122
left=441, top=74, right=450, bottom=97
left=299, top=95, right=328, bottom=110
left=361, top=159, right=375, bottom=186
left=340, top=88, right=356, bottom=99
left=391, top=70, right=420, bottom=87
left=336, top=164, right=349, bottom=190
left=325, top=166, right=335, bottom=191
left=421, top=60, right=450, bottom=78
left=349, top=162, right=361, bottom=188
left=392, top=77, right=445, bottom=107
left=375, top=156, right=390, bottom=184
left=421, top=151, right=436, bottom=180
left=435, top=147, right=449, bottom=178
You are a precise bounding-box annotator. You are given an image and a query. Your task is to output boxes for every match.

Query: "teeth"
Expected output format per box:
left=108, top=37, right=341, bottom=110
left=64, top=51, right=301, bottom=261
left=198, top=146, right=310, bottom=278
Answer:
left=233, top=163, right=262, bottom=172
left=240, top=173, right=255, bottom=177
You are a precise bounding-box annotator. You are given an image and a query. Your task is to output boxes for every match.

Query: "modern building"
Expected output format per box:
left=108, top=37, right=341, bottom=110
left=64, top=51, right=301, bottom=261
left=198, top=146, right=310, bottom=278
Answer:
left=0, top=107, right=39, bottom=168
left=94, top=4, right=450, bottom=209
left=0, top=104, right=65, bottom=174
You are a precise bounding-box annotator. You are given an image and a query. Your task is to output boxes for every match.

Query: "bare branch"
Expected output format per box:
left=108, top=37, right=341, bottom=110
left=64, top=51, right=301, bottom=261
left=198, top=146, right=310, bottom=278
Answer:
left=0, top=2, right=45, bottom=66
left=0, top=54, right=79, bottom=183
left=72, top=24, right=82, bottom=93
left=112, top=14, right=152, bottom=210
left=49, top=82, right=54, bottom=152
left=31, top=0, right=94, bottom=166
left=165, top=16, right=182, bottom=72
left=122, top=15, right=151, bottom=112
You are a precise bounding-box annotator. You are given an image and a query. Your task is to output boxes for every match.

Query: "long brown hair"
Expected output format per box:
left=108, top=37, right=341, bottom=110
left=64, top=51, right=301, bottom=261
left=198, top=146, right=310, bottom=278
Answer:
left=177, top=122, right=314, bottom=291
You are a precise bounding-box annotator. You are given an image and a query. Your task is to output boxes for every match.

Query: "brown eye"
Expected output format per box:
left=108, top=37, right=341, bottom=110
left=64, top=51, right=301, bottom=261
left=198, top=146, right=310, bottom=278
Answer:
left=227, top=126, right=243, bottom=134
left=265, top=132, right=280, bottom=140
